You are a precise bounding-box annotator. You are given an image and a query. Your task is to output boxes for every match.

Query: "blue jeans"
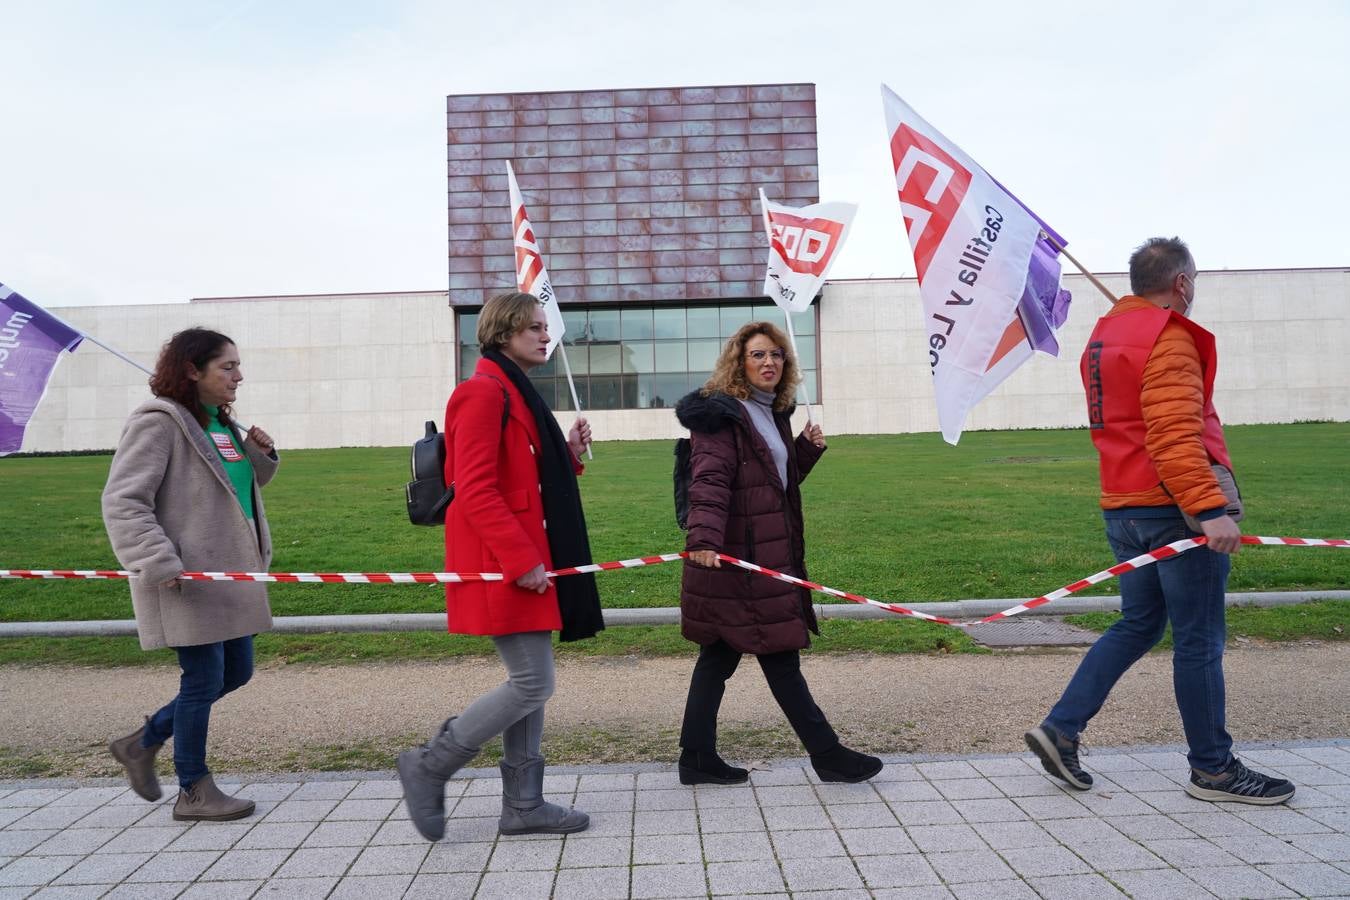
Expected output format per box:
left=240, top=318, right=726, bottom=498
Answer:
left=1045, top=511, right=1233, bottom=773
left=143, top=636, right=254, bottom=788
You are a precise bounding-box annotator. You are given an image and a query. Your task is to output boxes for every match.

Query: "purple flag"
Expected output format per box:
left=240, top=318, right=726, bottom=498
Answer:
left=990, top=175, right=1073, bottom=355
left=0, top=285, right=84, bottom=455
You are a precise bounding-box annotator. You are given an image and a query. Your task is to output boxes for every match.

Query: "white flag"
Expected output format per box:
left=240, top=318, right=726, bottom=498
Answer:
left=881, top=84, right=1070, bottom=444
left=505, top=161, right=566, bottom=359
left=759, top=189, right=856, bottom=314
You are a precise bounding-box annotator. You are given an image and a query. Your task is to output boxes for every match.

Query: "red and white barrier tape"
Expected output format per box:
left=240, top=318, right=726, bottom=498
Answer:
left=1, top=538, right=1343, bottom=628
left=976, top=535, right=1350, bottom=624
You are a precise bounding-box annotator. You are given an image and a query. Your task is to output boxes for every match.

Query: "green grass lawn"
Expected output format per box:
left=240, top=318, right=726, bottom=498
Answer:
left=2, top=423, right=1347, bottom=626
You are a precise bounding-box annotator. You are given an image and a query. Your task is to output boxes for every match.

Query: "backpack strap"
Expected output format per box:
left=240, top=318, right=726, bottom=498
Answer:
left=472, top=373, right=511, bottom=430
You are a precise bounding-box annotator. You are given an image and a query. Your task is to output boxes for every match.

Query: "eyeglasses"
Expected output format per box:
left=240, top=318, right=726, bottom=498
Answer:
left=746, top=349, right=785, bottom=362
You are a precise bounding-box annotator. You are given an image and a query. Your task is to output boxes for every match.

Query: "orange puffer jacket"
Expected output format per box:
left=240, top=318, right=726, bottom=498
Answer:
left=1101, top=298, right=1228, bottom=515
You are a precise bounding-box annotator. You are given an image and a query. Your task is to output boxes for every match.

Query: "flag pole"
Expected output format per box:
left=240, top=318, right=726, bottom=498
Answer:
left=758, top=187, right=815, bottom=427
left=555, top=342, right=591, bottom=460
left=1040, top=231, right=1118, bottom=305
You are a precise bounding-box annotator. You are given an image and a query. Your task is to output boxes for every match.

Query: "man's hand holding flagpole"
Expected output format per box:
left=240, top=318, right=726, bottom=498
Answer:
left=758, top=188, right=857, bottom=428
left=505, top=161, right=590, bottom=459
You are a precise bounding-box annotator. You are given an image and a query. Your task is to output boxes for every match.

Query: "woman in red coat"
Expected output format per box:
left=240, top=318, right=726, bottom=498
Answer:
left=676, top=322, right=883, bottom=785
left=397, top=292, right=603, bottom=843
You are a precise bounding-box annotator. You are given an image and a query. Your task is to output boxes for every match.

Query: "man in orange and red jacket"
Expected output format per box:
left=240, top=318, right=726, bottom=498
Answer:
left=1025, top=237, right=1295, bottom=805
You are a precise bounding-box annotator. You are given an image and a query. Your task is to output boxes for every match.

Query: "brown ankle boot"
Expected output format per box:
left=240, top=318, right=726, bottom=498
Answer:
left=108, top=721, right=163, bottom=802
left=172, top=774, right=255, bottom=822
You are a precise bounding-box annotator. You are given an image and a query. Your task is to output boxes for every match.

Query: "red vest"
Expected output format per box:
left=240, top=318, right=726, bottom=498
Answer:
left=1080, top=305, right=1231, bottom=494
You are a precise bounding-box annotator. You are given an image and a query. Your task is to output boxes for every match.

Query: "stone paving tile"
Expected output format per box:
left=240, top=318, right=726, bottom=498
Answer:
left=927, top=849, right=1017, bottom=884
left=780, top=856, right=865, bottom=892
left=837, top=825, right=916, bottom=856
left=632, top=833, right=699, bottom=865
left=1104, top=812, right=1197, bottom=840
left=932, top=778, right=1002, bottom=801
left=890, top=800, right=962, bottom=827
left=870, top=762, right=922, bottom=782
left=0, top=809, right=31, bottom=830
left=814, top=783, right=882, bottom=805
left=181, top=878, right=264, bottom=898
left=1106, top=867, right=1216, bottom=899
left=325, top=798, right=399, bottom=821
left=1071, top=789, right=1156, bottom=817
left=951, top=797, right=1026, bottom=823
left=747, top=765, right=811, bottom=786
left=988, top=774, right=1063, bottom=797
left=404, top=871, right=482, bottom=898
left=254, top=876, right=339, bottom=898
left=97, top=824, right=186, bottom=853
left=103, top=884, right=190, bottom=899
left=871, top=887, right=954, bottom=900
left=124, top=849, right=222, bottom=882
left=635, top=809, right=695, bottom=834
left=692, top=786, right=754, bottom=809
left=8, top=808, right=96, bottom=832
left=1235, top=806, right=1337, bottom=835
left=1069, top=839, right=1168, bottom=871
left=629, top=862, right=706, bottom=899
left=52, top=852, right=152, bottom=885
left=0, top=831, right=56, bottom=857
left=635, top=788, right=695, bottom=810
left=231, top=782, right=299, bottom=802
left=1098, top=768, right=1184, bottom=792
left=30, top=886, right=118, bottom=899
left=761, top=803, right=831, bottom=831
left=1287, top=831, right=1350, bottom=861
left=696, top=805, right=765, bottom=833
left=1182, top=864, right=1297, bottom=899
left=346, top=780, right=403, bottom=800
left=235, top=821, right=316, bottom=850
left=972, top=819, right=1058, bottom=850
left=824, top=802, right=899, bottom=829
left=853, top=853, right=940, bottom=889
left=551, top=865, right=630, bottom=899
left=970, top=757, right=1038, bottom=777
left=563, top=835, right=631, bottom=868
left=261, top=799, right=339, bottom=823
left=706, top=859, right=786, bottom=896
left=771, top=827, right=846, bottom=859
left=488, top=836, right=563, bottom=871
left=576, top=790, right=636, bottom=813
left=475, top=869, right=556, bottom=899
left=1144, top=837, right=1244, bottom=868
left=288, top=780, right=357, bottom=801
left=877, top=780, right=944, bottom=803
left=701, top=829, right=773, bottom=863
left=165, top=821, right=251, bottom=851
left=906, top=824, right=986, bottom=854
left=273, top=845, right=360, bottom=878
left=579, top=773, right=636, bottom=793
left=0, top=856, right=80, bottom=887
left=1041, top=816, right=1125, bottom=845
left=69, top=804, right=154, bottom=829
left=1258, top=861, right=1350, bottom=896
left=420, top=840, right=493, bottom=873
left=999, top=844, right=1094, bottom=878
left=1012, top=794, right=1095, bottom=820
left=1028, top=872, right=1130, bottom=898
left=1, top=791, right=69, bottom=808
left=300, top=820, right=380, bottom=848
left=198, top=847, right=289, bottom=881
left=328, top=873, right=415, bottom=899
left=28, top=829, right=117, bottom=857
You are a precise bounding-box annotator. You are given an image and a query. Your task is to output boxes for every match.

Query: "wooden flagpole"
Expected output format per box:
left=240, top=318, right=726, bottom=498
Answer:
left=1040, top=231, right=1118, bottom=305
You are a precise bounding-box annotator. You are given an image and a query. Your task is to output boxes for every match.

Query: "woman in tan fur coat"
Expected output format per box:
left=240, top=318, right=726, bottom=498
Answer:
left=102, top=328, right=278, bottom=822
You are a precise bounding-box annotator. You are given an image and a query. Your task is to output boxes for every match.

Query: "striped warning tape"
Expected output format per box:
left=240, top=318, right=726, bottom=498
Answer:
left=1, top=538, right=1343, bottom=628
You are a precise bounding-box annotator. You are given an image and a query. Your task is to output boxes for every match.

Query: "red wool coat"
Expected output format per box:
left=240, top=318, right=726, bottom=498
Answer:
left=442, top=357, right=581, bottom=636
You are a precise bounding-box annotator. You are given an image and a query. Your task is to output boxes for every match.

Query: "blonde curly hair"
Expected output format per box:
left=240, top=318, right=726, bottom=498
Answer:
left=700, top=321, right=800, bottom=412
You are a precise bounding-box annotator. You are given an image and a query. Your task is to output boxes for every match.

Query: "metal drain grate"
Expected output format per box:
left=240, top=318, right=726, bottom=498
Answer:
left=964, top=618, right=1102, bottom=647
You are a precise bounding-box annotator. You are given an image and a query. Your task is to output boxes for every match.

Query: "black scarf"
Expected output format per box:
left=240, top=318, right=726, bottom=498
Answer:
left=484, top=349, right=604, bottom=642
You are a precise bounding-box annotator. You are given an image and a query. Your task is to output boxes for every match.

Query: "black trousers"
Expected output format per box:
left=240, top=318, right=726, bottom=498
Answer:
left=679, top=639, right=838, bottom=755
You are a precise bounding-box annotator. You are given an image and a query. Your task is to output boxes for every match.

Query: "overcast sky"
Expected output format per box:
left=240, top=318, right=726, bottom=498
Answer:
left=3, top=0, right=1347, bottom=308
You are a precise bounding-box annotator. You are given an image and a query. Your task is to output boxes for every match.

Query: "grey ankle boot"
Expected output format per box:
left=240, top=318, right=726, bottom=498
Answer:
left=498, top=760, right=589, bottom=835
left=397, top=717, right=479, bottom=842
left=108, top=718, right=163, bottom=802
left=172, top=774, right=255, bottom=821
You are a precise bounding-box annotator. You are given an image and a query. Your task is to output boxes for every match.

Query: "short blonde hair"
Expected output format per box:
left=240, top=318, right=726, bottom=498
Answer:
left=477, top=292, right=541, bottom=352
left=701, top=321, right=801, bottom=412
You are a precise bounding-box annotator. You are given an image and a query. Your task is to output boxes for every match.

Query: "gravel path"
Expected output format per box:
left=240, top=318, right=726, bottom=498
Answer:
left=3, top=642, right=1346, bottom=777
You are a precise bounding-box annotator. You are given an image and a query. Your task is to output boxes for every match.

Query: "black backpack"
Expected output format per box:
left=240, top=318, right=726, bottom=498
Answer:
left=673, top=437, right=692, bottom=530
left=405, top=376, right=509, bottom=526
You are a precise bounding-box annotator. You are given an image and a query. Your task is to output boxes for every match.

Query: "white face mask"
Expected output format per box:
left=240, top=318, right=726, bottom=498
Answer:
left=1176, top=274, right=1197, bottom=318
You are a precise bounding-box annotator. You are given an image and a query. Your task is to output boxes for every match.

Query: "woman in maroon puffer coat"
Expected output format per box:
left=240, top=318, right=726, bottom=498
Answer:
left=675, top=321, right=883, bottom=785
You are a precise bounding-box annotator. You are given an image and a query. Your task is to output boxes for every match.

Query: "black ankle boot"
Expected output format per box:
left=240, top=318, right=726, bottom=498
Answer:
left=810, top=744, right=883, bottom=783
left=679, top=749, right=749, bottom=785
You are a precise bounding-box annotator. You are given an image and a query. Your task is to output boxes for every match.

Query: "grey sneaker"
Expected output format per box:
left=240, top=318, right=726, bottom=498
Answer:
left=1025, top=723, right=1093, bottom=790
left=1187, top=758, right=1295, bottom=805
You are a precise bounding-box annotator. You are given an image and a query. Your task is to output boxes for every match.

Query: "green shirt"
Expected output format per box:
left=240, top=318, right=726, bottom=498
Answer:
left=203, top=406, right=255, bottom=521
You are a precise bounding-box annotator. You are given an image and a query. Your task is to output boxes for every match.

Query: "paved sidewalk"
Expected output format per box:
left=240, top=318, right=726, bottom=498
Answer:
left=2, top=741, right=1348, bottom=899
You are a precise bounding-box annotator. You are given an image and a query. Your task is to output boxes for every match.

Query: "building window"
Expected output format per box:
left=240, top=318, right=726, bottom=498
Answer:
left=457, top=302, right=819, bottom=411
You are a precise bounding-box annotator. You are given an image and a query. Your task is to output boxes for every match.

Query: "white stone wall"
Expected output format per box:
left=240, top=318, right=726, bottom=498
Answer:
left=17, top=269, right=1348, bottom=452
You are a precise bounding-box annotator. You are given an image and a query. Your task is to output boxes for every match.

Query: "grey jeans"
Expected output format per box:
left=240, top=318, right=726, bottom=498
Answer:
left=453, top=630, right=554, bottom=766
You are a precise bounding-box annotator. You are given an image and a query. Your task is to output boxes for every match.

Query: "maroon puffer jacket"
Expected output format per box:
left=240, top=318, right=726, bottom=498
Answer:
left=676, top=390, right=825, bottom=654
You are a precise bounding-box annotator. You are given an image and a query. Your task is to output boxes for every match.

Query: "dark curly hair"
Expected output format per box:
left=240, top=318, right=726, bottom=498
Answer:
left=148, top=328, right=236, bottom=427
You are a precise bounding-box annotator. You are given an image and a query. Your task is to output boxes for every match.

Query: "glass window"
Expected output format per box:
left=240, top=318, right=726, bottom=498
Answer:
left=653, top=307, right=686, bottom=339
left=553, top=379, right=576, bottom=411
left=687, top=306, right=719, bottom=338
left=458, top=313, right=478, bottom=345
left=620, top=307, right=654, bottom=340
left=589, top=375, right=624, bottom=410
left=790, top=306, right=816, bottom=336
left=588, top=343, right=621, bottom=374
left=652, top=373, right=693, bottom=408
left=799, top=370, right=818, bottom=404
left=588, top=308, right=620, bottom=342
left=624, top=341, right=655, bottom=374
left=459, top=345, right=481, bottom=380
left=794, top=340, right=816, bottom=370
left=529, top=375, right=557, bottom=408
left=654, top=342, right=687, bottom=372
left=562, top=309, right=587, bottom=343
left=720, top=305, right=754, bottom=338
left=687, top=339, right=723, bottom=373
